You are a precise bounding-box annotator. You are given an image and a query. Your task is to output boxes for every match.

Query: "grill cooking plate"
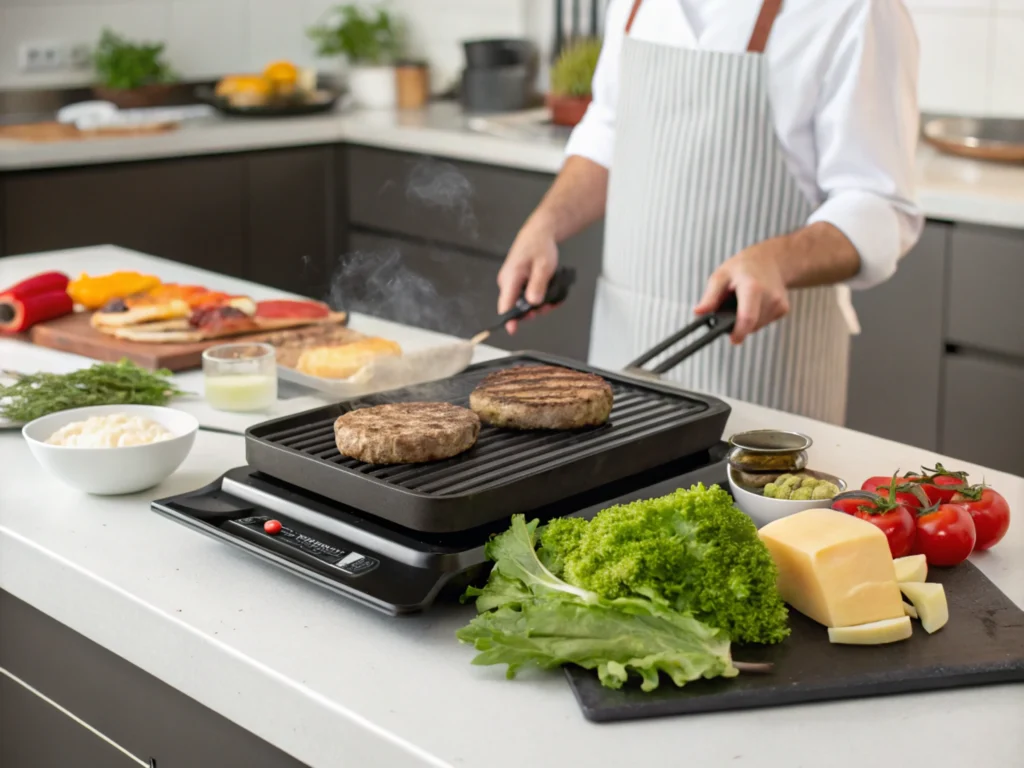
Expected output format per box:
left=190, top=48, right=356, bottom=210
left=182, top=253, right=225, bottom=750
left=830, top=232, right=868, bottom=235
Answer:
left=246, top=354, right=730, bottom=533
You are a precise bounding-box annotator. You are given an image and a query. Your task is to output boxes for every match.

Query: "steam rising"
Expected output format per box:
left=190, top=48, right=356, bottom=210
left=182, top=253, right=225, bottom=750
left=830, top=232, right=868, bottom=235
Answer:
left=404, top=159, right=479, bottom=241
left=326, top=159, right=486, bottom=335
left=327, top=247, right=477, bottom=335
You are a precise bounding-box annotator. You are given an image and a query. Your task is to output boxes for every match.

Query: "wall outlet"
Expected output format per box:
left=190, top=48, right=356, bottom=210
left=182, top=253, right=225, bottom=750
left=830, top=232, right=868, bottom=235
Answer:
left=69, top=44, right=93, bottom=70
left=16, top=40, right=91, bottom=74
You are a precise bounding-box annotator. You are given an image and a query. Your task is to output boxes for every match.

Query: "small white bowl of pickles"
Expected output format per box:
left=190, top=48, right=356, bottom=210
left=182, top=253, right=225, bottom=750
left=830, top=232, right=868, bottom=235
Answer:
left=726, top=430, right=846, bottom=527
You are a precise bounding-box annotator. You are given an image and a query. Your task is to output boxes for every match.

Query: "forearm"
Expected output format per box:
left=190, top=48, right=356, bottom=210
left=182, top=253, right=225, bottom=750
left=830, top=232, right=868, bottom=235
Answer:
left=526, top=155, right=608, bottom=242
left=770, top=222, right=861, bottom=289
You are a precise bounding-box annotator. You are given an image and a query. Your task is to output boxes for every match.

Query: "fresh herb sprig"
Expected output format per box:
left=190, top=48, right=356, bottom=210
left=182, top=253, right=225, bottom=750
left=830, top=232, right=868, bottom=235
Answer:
left=0, top=360, right=185, bottom=423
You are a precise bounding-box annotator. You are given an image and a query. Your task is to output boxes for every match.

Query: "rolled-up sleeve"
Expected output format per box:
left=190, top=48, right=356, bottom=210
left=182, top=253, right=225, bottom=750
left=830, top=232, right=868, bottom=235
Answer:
left=806, top=0, right=924, bottom=290
left=563, top=1, right=627, bottom=169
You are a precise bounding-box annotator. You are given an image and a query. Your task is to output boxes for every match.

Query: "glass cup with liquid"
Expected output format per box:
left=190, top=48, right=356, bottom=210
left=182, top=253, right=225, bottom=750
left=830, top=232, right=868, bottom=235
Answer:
left=202, top=343, right=278, bottom=412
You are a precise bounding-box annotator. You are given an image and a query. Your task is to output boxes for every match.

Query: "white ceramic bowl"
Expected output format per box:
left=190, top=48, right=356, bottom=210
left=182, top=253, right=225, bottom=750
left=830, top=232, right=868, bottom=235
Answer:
left=22, top=405, right=198, bottom=496
left=729, top=467, right=847, bottom=528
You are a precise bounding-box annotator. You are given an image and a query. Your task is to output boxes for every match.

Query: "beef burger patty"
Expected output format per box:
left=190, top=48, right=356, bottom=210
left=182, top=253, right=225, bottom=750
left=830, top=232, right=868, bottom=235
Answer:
left=334, top=402, right=480, bottom=464
left=469, top=365, right=614, bottom=430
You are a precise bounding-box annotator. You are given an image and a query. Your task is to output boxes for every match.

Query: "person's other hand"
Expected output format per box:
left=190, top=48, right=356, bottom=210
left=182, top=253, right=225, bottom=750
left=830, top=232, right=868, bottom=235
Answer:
left=497, top=217, right=559, bottom=335
left=694, top=242, right=789, bottom=344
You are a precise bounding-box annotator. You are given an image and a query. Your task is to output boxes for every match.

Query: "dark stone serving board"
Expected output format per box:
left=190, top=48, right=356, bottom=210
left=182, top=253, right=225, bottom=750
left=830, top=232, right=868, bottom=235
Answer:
left=565, top=561, right=1024, bottom=722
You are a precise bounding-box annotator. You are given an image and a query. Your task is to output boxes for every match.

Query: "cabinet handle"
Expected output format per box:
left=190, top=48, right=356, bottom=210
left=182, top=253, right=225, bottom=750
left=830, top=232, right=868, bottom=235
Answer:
left=1, top=666, right=151, bottom=767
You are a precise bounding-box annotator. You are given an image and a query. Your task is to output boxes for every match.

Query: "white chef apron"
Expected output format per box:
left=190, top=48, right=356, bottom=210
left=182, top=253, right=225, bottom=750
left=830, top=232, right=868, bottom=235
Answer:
left=588, top=0, right=851, bottom=425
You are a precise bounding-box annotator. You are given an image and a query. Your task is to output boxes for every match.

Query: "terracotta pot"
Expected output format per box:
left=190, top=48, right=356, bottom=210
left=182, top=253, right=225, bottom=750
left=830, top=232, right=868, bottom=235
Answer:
left=92, top=83, right=177, bottom=109
left=547, top=94, right=591, bottom=127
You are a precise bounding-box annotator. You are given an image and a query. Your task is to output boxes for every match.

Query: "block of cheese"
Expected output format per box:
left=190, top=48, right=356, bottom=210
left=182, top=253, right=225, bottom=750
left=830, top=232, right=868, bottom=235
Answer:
left=899, top=582, right=949, bottom=634
left=828, top=616, right=913, bottom=645
left=903, top=601, right=919, bottom=619
left=894, top=554, right=928, bottom=583
left=759, top=509, right=904, bottom=628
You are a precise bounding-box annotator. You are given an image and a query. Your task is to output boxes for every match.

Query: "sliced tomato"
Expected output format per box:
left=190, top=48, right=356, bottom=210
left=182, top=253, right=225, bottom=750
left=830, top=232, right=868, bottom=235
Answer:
left=913, top=503, right=976, bottom=567
left=951, top=486, right=1011, bottom=551
left=255, top=299, right=330, bottom=320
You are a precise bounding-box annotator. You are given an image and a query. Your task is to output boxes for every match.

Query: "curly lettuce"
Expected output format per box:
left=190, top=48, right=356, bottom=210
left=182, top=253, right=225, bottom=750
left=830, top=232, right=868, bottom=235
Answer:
left=540, top=484, right=789, bottom=645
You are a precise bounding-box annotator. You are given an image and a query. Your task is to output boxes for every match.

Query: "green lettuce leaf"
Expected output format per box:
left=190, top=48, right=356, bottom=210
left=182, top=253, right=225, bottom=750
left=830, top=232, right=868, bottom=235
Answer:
left=457, top=515, right=737, bottom=692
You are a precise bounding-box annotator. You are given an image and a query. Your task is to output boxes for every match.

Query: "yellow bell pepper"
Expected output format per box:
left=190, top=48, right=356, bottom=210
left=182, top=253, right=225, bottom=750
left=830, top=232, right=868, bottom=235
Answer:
left=67, top=272, right=161, bottom=310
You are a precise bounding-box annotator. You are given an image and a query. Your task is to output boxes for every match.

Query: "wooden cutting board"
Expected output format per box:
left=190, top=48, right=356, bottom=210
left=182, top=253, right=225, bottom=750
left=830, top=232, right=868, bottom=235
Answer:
left=0, top=121, right=177, bottom=143
left=29, top=311, right=350, bottom=372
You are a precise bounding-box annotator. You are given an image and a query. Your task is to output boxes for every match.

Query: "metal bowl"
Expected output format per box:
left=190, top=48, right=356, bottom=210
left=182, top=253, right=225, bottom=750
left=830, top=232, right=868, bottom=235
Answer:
left=924, top=117, right=1024, bottom=163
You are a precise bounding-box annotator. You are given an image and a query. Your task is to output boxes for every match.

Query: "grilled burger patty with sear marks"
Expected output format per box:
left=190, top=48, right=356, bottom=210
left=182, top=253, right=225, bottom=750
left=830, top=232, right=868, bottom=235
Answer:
left=334, top=402, right=480, bottom=464
left=469, top=365, right=614, bottom=430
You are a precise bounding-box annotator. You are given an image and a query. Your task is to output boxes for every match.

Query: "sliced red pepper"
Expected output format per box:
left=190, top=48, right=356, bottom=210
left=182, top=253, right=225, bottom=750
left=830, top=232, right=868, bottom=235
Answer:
left=0, top=289, right=74, bottom=333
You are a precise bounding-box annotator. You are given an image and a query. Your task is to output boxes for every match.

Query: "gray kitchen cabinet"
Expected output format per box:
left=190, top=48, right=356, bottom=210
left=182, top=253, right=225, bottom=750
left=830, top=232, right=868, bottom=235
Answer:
left=246, top=146, right=335, bottom=297
left=846, top=222, right=950, bottom=450
left=2, top=156, right=247, bottom=276
left=0, top=589, right=309, bottom=768
left=1, top=674, right=141, bottom=767
left=947, top=225, right=1024, bottom=359
left=341, top=146, right=603, bottom=360
left=346, top=145, right=560, bottom=258
left=940, top=354, right=1024, bottom=476
left=346, top=229, right=600, bottom=359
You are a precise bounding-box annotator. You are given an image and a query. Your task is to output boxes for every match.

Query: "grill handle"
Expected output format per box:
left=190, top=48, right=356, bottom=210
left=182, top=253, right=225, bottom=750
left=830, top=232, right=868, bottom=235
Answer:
left=626, top=294, right=738, bottom=376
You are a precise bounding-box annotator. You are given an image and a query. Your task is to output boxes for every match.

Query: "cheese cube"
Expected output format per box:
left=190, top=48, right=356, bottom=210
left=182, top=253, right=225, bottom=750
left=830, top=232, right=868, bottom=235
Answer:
left=758, top=509, right=904, bottom=628
left=903, top=601, right=919, bottom=619
left=899, top=582, right=949, bottom=634
left=894, top=554, right=928, bottom=583
left=828, top=616, right=913, bottom=645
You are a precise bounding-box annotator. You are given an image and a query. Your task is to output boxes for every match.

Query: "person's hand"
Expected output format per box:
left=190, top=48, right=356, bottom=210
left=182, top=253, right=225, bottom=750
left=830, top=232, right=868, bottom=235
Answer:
left=497, top=216, right=559, bottom=335
left=694, top=242, right=790, bottom=344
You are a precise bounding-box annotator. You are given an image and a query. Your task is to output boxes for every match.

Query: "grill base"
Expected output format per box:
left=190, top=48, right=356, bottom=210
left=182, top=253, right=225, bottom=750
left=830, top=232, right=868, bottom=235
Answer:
left=152, top=444, right=731, bottom=615
left=246, top=354, right=730, bottom=533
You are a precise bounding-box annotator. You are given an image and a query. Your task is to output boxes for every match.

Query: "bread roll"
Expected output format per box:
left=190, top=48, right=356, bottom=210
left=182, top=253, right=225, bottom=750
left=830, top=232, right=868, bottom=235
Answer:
left=296, top=338, right=402, bottom=379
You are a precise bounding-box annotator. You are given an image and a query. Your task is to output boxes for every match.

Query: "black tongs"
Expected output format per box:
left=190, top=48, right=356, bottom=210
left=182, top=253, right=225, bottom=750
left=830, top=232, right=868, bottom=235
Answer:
left=625, top=294, right=739, bottom=377
left=472, top=266, right=577, bottom=344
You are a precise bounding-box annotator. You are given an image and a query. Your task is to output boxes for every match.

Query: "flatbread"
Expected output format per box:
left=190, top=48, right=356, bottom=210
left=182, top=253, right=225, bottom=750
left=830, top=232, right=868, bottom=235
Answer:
left=110, top=312, right=349, bottom=344
left=91, top=299, right=191, bottom=328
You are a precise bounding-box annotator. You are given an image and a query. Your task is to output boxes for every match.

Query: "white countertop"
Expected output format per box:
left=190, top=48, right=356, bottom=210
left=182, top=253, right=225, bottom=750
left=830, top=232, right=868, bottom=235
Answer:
left=2, top=102, right=1023, bottom=231
left=2, top=248, right=1022, bottom=768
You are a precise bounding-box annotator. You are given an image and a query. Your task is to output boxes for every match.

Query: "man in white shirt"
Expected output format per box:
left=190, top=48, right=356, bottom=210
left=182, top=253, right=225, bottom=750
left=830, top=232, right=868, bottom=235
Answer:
left=497, top=0, right=922, bottom=424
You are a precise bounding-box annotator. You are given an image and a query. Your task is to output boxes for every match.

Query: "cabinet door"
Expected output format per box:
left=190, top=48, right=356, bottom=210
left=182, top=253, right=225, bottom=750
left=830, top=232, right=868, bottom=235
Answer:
left=344, top=230, right=599, bottom=359
left=1, top=590, right=309, bottom=768
left=346, top=146, right=552, bottom=257
left=1, top=674, right=143, bottom=768
left=246, top=147, right=333, bottom=298
left=947, top=225, right=1024, bottom=359
left=3, top=156, right=246, bottom=276
left=846, top=222, right=949, bottom=449
left=941, top=354, right=1024, bottom=476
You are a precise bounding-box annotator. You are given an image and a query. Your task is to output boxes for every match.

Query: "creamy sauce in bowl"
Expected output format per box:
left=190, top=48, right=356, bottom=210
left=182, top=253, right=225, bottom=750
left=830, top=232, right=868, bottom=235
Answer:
left=45, top=413, right=174, bottom=448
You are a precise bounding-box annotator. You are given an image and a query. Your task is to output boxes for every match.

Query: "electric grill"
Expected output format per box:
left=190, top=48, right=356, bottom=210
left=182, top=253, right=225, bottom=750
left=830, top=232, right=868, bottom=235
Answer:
left=153, top=352, right=734, bottom=614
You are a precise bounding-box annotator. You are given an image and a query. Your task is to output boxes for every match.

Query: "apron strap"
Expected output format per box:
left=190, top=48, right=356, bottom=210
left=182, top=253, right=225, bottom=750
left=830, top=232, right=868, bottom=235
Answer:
left=626, top=0, right=782, bottom=52
left=747, top=0, right=784, bottom=53
left=625, top=0, right=643, bottom=34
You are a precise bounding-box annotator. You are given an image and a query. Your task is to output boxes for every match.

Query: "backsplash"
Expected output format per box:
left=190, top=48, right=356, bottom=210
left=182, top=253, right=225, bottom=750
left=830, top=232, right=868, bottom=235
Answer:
left=0, top=0, right=1021, bottom=117
left=0, top=0, right=528, bottom=94
left=905, top=0, right=1024, bottom=117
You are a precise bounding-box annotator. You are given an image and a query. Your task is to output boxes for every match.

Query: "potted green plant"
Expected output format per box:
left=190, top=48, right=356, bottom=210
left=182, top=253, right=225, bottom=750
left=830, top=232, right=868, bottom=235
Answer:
left=308, top=4, right=402, bottom=109
left=548, top=38, right=602, bottom=127
left=92, top=28, right=178, bottom=109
